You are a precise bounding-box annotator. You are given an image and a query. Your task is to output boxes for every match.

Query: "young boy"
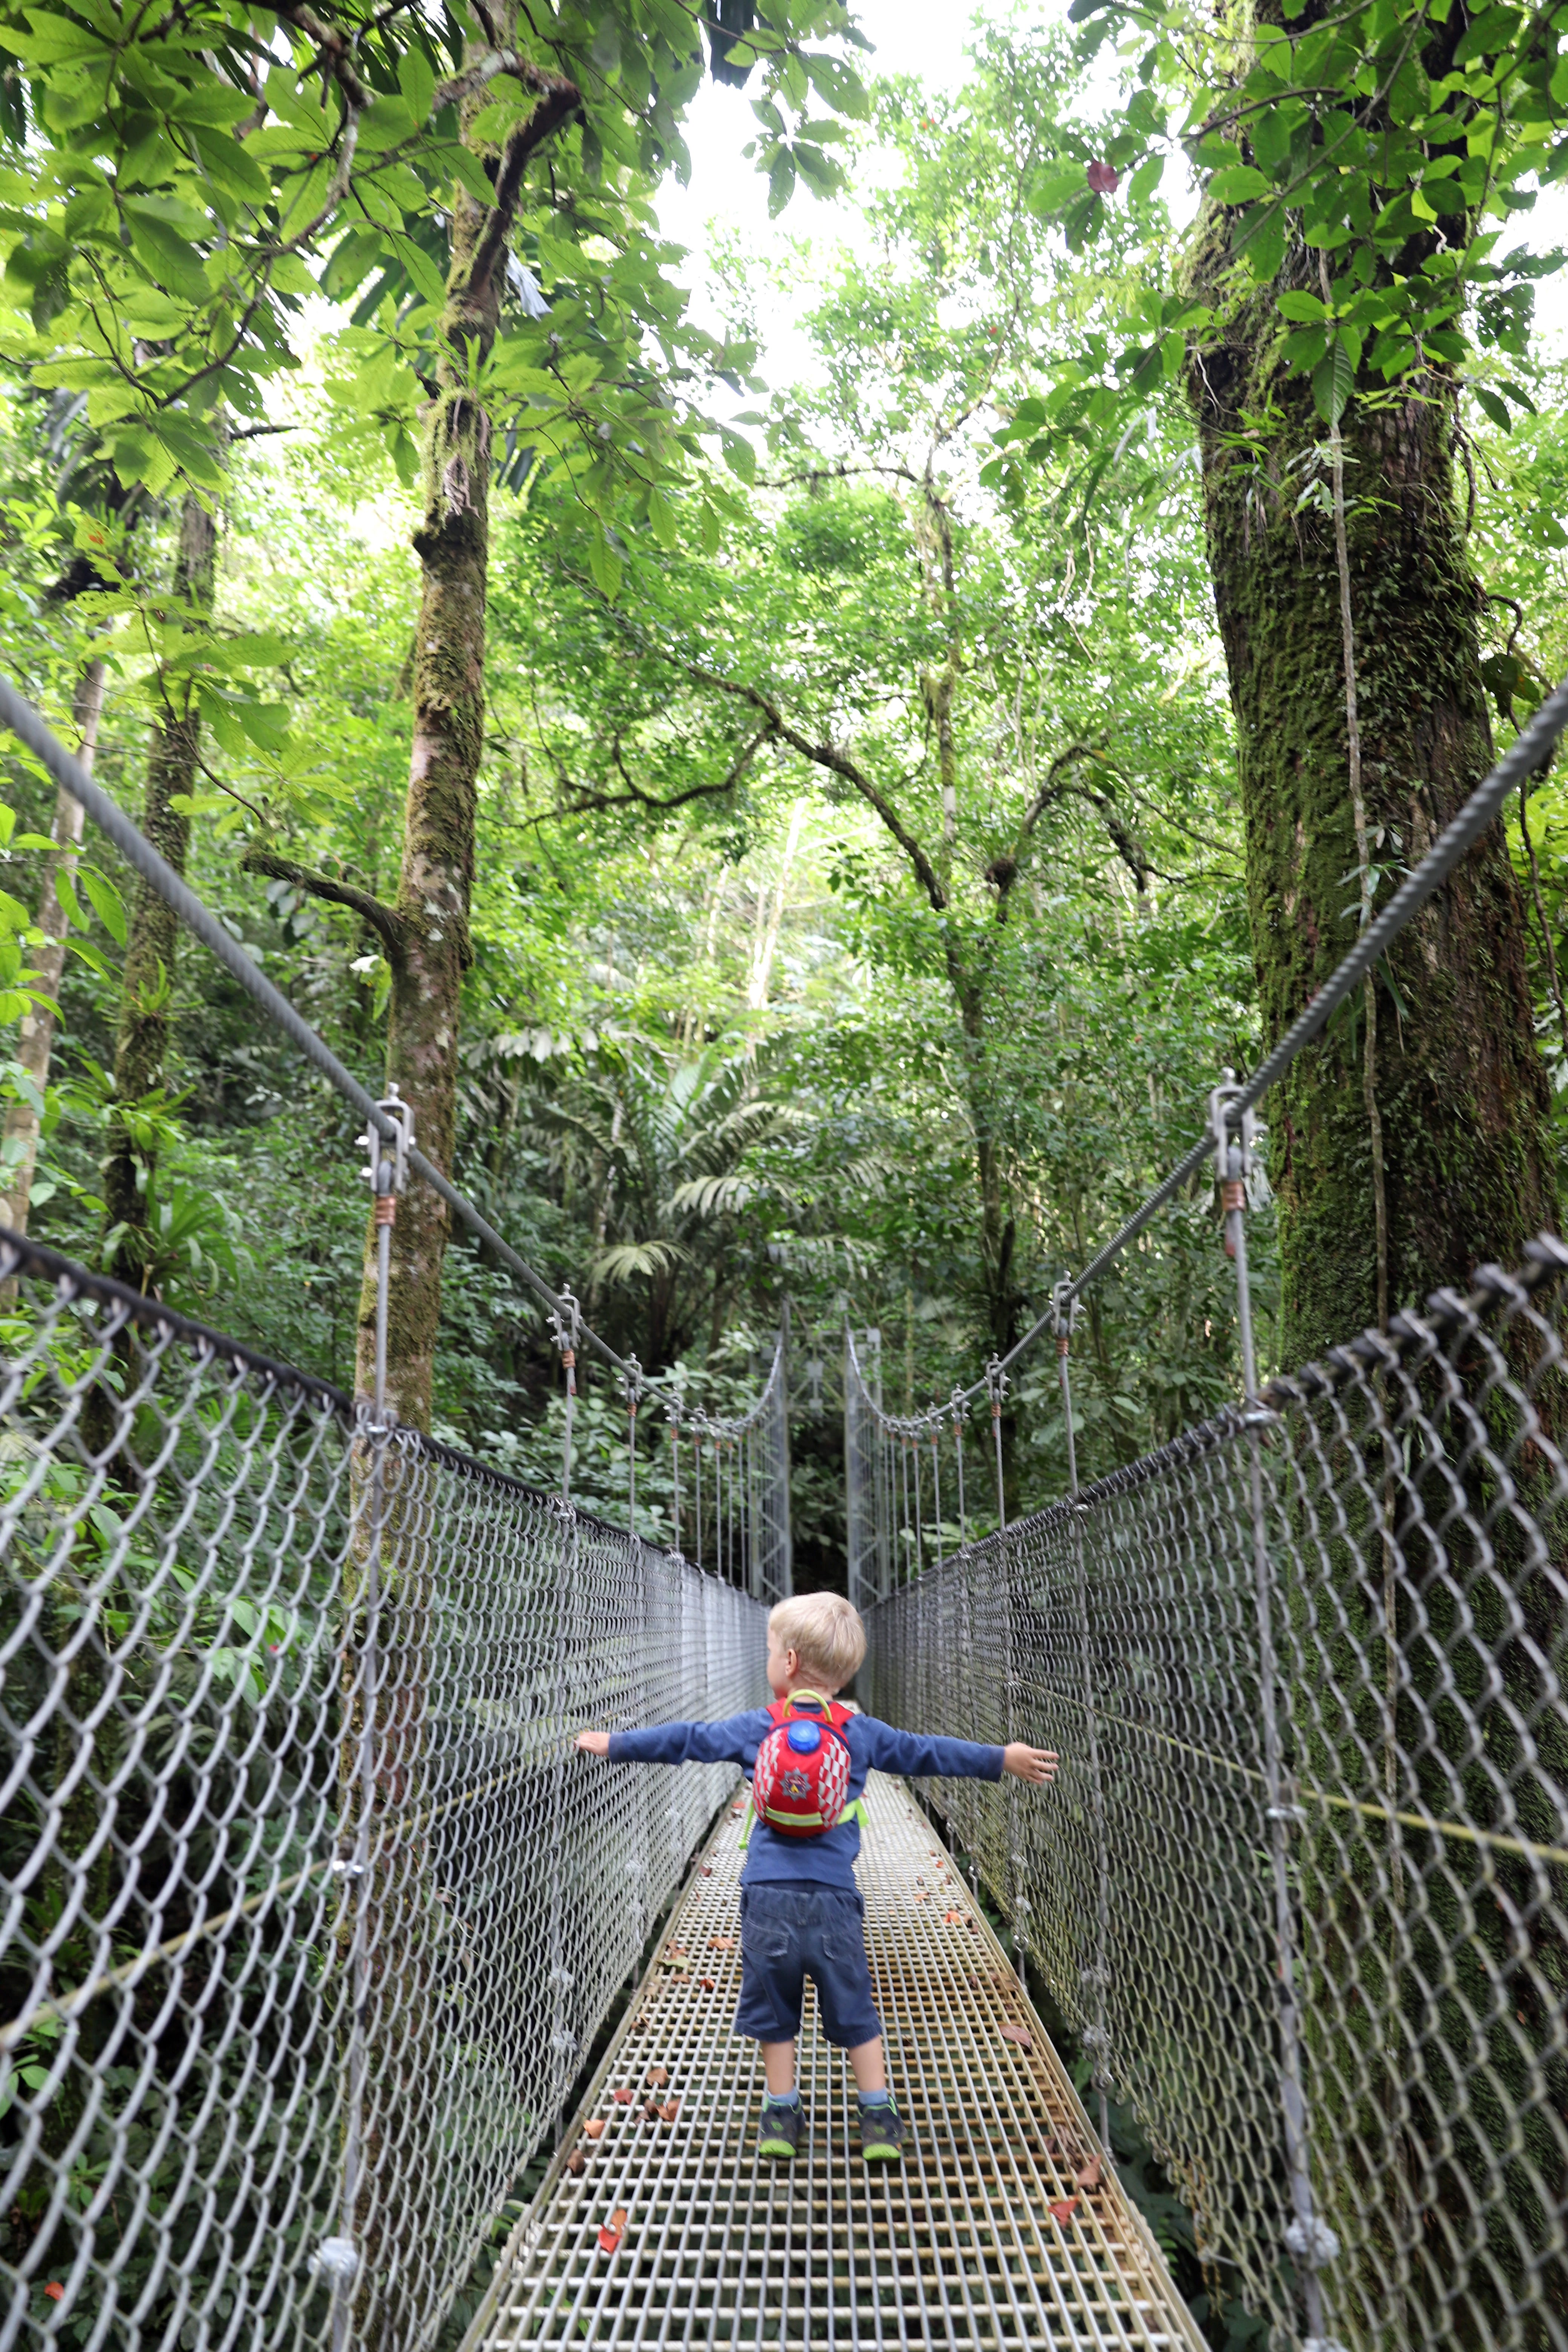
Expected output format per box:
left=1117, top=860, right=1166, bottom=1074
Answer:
left=576, top=1591, right=1057, bottom=2164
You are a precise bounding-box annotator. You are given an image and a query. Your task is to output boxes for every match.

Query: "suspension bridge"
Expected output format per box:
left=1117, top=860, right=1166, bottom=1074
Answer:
left=1, top=669, right=1566, bottom=2352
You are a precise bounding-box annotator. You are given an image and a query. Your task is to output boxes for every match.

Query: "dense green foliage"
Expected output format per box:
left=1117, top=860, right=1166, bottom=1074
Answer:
left=2, top=5, right=1566, bottom=1526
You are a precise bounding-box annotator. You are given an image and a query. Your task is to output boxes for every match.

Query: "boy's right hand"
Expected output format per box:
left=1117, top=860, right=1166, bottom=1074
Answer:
left=576, top=1730, right=611, bottom=1758
left=1003, top=1743, right=1059, bottom=1785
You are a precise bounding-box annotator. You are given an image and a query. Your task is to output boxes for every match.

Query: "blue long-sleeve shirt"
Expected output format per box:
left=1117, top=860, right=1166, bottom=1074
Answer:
left=606, top=1708, right=1005, bottom=1890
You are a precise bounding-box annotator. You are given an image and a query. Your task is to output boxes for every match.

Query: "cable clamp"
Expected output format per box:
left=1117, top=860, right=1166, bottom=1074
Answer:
left=330, top=1856, right=368, bottom=1880
left=1241, top=1406, right=1280, bottom=1429
left=1266, top=1804, right=1307, bottom=1826
left=357, top=1083, right=414, bottom=1206
left=1285, top=2216, right=1340, bottom=2269
left=310, top=2237, right=360, bottom=2286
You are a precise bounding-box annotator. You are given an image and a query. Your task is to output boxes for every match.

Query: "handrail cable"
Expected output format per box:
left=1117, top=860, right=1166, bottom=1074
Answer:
left=0, top=673, right=637, bottom=1378
left=848, top=670, right=1568, bottom=1431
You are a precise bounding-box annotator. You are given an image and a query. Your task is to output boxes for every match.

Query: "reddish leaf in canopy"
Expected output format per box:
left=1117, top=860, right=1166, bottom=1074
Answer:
left=597, top=2208, right=628, bottom=2255
left=1086, top=159, right=1119, bottom=195
left=1048, top=2197, right=1080, bottom=2226
left=43, top=2287, right=64, bottom=2303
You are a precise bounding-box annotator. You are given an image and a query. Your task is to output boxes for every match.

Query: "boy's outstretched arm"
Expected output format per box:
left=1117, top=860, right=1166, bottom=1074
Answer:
left=573, top=1709, right=770, bottom=1768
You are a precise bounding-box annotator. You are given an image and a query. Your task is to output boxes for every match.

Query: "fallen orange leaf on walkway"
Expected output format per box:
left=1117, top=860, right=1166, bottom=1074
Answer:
left=1048, top=2197, right=1080, bottom=2226
left=597, top=2208, right=628, bottom=2255
left=583, top=2119, right=605, bottom=2140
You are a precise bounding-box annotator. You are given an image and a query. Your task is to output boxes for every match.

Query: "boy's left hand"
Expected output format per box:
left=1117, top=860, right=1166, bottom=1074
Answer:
left=576, top=1730, right=611, bottom=1758
left=1003, top=1743, right=1058, bottom=1784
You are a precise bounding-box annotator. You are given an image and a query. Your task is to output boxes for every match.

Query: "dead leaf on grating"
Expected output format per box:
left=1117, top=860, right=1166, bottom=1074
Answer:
left=565, top=2148, right=585, bottom=2174
left=612, top=2088, right=632, bottom=2105
left=700, top=1976, right=716, bottom=1991
left=646, top=2066, right=669, bottom=2087
left=583, top=2119, right=605, bottom=2140
left=642, top=2099, right=661, bottom=2122
left=1075, top=2154, right=1103, bottom=2190
left=660, top=2099, right=680, bottom=2122
left=709, top=1935, right=735, bottom=1950
left=597, top=2208, right=628, bottom=2255
left=999, top=2024, right=1034, bottom=2054
left=1048, top=2197, right=1080, bottom=2226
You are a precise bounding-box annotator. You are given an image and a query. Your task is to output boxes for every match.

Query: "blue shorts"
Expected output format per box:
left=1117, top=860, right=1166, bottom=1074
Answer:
left=733, top=1884, right=882, bottom=2049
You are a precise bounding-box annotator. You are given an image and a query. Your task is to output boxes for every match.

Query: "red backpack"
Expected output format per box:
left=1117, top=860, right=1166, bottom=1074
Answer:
left=749, top=1689, right=857, bottom=1840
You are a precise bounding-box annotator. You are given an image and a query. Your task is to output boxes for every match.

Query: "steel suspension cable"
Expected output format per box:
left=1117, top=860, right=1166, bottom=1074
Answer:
left=0, top=673, right=640, bottom=1377
left=846, top=669, right=1568, bottom=1427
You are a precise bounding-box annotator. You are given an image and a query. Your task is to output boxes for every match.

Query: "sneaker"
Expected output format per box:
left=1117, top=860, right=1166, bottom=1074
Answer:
left=758, top=2100, right=804, bottom=2161
left=859, top=2098, right=905, bottom=2162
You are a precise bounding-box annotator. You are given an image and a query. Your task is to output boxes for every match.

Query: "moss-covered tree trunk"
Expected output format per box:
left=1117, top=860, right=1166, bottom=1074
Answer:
left=350, top=41, right=578, bottom=1430
left=1189, top=217, right=1563, bottom=2351
left=103, top=490, right=217, bottom=1286
left=1187, top=279, right=1555, bottom=1366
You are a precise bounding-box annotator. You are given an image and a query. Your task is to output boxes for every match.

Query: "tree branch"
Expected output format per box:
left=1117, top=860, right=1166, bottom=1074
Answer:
left=683, top=662, right=949, bottom=913
left=242, top=849, right=407, bottom=957
left=467, top=73, right=582, bottom=308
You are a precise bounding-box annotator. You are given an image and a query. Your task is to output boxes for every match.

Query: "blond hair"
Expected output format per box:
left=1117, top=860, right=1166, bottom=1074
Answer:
left=769, top=1592, right=866, bottom=1690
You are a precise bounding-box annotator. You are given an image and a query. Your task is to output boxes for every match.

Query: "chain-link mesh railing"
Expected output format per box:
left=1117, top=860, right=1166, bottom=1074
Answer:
left=0, top=1231, right=766, bottom=2349
left=864, top=1236, right=1568, bottom=2352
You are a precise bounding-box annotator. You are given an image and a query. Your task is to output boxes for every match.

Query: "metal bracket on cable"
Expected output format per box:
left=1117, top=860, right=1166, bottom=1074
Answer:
left=622, top=1352, right=643, bottom=1539
left=548, top=1285, right=582, bottom=1503
left=357, top=1084, right=413, bottom=1432
left=1207, top=1067, right=1259, bottom=1261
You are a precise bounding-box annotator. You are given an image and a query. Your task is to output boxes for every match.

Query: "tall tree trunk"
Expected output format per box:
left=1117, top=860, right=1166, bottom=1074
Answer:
left=1185, top=273, right=1555, bottom=1367
left=103, top=490, right=218, bottom=1285
left=1, top=656, right=104, bottom=1234
left=353, top=41, right=577, bottom=1429
left=1188, top=219, right=1563, bottom=2350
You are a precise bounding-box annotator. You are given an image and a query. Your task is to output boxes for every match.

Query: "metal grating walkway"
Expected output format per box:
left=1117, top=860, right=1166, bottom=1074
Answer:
left=468, top=1774, right=1202, bottom=2349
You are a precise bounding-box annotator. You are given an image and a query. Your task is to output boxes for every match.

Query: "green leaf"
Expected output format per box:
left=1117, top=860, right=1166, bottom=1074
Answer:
left=53, top=870, right=86, bottom=933
left=79, top=870, right=126, bottom=946
left=1127, top=151, right=1164, bottom=204
left=123, top=207, right=208, bottom=302
left=585, top=523, right=622, bottom=598
left=1470, top=382, right=1512, bottom=430
left=1277, top=289, right=1330, bottom=322
left=1312, top=334, right=1354, bottom=425
left=647, top=485, right=678, bottom=550
left=767, top=149, right=796, bottom=216
left=720, top=429, right=757, bottom=485
left=391, top=233, right=448, bottom=307
left=397, top=45, right=436, bottom=124
left=1207, top=164, right=1272, bottom=204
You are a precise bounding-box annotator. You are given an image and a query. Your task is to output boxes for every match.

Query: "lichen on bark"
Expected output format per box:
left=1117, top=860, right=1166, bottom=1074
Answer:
left=1185, top=254, right=1555, bottom=1369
